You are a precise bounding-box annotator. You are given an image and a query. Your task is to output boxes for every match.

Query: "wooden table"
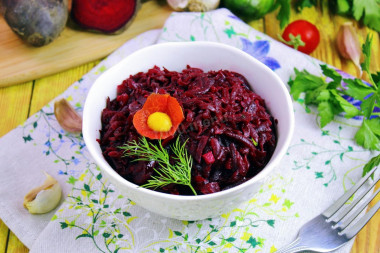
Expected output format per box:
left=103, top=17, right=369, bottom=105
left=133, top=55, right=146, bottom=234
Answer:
left=0, top=1, right=379, bottom=252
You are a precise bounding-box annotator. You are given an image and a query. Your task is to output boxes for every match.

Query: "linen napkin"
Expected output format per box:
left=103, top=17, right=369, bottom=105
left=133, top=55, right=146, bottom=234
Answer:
left=0, top=8, right=377, bottom=253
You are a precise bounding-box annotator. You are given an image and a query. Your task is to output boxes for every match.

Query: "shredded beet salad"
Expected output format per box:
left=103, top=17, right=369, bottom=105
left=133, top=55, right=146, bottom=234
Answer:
left=98, top=66, right=277, bottom=195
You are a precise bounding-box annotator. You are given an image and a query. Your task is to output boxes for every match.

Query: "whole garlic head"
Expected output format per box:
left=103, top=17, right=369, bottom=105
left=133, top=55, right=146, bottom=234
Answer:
left=24, top=172, right=62, bottom=214
left=167, top=0, right=220, bottom=12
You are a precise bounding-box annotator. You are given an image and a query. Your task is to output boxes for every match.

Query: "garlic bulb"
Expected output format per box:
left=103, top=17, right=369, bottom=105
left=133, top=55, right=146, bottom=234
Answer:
left=24, top=172, right=62, bottom=214
left=54, top=98, right=82, bottom=133
left=167, top=0, right=220, bottom=12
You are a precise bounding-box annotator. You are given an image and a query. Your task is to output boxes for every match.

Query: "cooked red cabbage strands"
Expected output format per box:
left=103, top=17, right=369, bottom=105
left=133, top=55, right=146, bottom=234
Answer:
left=98, top=66, right=277, bottom=195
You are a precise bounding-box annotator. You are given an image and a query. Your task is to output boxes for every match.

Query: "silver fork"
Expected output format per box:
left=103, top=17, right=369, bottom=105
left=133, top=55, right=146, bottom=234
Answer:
left=276, top=166, right=380, bottom=253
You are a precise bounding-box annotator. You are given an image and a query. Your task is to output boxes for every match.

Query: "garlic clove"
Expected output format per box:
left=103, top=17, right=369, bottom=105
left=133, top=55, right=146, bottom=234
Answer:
left=336, top=22, right=362, bottom=76
left=24, top=172, right=62, bottom=214
left=167, top=0, right=189, bottom=11
left=54, top=98, right=82, bottom=133
left=188, top=0, right=220, bottom=12
left=167, top=0, right=219, bottom=12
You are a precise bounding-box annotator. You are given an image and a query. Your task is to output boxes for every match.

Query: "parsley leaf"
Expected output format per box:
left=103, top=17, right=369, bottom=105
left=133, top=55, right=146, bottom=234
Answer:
left=317, top=99, right=335, bottom=128
left=330, top=90, right=360, bottom=118
left=289, top=66, right=359, bottom=128
left=355, top=119, right=380, bottom=151
left=360, top=93, right=378, bottom=119
left=321, top=65, right=342, bottom=89
left=362, top=153, right=380, bottom=178
left=350, top=34, right=380, bottom=120
left=289, top=68, right=325, bottom=100
left=328, top=0, right=351, bottom=15
left=294, top=0, right=318, bottom=12
left=352, top=0, right=380, bottom=33
left=372, top=72, right=380, bottom=84
left=275, top=0, right=291, bottom=29
left=366, top=118, right=380, bottom=136
left=360, top=34, right=373, bottom=75
left=343, top=78, right=374, bottom=101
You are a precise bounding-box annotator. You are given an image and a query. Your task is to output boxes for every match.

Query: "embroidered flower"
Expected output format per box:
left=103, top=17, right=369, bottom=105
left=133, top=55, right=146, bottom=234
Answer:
left=240, top=38, right=281, bottom=71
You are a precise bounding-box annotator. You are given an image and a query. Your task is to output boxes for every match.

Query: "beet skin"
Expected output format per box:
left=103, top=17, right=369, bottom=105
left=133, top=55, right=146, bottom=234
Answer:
left=2, top=0, right=68, bottom=47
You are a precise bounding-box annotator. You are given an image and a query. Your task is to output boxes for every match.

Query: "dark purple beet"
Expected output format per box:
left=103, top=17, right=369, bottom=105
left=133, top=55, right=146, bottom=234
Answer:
left=2, top=0, right=68, bottom=47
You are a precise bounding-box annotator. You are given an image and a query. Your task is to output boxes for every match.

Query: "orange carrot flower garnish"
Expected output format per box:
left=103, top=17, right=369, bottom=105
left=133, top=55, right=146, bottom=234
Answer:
left=133, top=93, right=184, bottom=139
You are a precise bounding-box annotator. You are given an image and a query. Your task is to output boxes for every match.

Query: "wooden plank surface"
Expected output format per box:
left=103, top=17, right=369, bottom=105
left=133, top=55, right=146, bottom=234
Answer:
left=0, top=82, right=32, bottom=136
left=0, top=220, right=8, bottom=253
left=0, top=1, right=379, bottom=252
left=0, top=1, right=172, bottom=87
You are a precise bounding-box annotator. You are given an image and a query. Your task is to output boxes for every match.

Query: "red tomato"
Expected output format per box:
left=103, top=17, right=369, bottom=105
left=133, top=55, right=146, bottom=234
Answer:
left=281, top=20, right=320, bottom=54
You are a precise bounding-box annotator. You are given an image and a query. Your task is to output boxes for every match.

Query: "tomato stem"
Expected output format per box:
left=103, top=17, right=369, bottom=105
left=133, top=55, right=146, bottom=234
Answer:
left=278, top=33, right=306, bottom=51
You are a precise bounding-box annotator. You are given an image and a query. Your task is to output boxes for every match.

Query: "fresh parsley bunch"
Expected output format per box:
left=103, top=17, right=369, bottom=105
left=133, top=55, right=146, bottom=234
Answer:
left=289, top=34, right=379, bottom=176
left=288, top=34, right=379, bottom=151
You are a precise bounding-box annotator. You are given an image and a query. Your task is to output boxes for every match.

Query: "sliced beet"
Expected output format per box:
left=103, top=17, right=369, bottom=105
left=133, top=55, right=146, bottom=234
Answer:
left=70, top=0, right=140, bottom=34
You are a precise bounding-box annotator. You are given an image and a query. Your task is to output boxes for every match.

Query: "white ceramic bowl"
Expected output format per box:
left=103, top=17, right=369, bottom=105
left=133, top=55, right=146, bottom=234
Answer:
left=83, top=41, right=294, bottom=220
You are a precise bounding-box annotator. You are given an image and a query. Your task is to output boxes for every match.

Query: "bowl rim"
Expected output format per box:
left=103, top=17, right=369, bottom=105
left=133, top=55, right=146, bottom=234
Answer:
left=83, top=41, right=295, bottom=201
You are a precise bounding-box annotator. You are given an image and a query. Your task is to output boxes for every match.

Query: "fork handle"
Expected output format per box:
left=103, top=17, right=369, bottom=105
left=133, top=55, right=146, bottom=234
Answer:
left=276, top=238, right=308, bottom=253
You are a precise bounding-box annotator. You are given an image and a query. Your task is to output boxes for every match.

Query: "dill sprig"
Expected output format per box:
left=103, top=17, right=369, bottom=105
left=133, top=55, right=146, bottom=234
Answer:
left=119, top=136, right=197, bottom=195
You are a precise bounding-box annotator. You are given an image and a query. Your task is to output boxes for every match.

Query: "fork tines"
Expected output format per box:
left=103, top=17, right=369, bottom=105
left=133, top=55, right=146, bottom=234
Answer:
left=322, top=165, right=380, bottom=239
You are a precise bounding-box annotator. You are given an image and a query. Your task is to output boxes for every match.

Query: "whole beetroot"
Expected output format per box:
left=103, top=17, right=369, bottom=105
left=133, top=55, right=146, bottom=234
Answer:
left=2, top=0, right=68, bottom=47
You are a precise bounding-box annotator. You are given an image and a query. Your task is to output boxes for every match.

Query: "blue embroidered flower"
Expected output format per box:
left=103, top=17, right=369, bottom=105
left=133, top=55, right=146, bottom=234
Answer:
left=228, top=14, right=243, bottom=22
left=45, top=140, right=51, bottom=147
left=71, top=157, right=80, bottom=165
left=240, top=38, right=281, bottom=71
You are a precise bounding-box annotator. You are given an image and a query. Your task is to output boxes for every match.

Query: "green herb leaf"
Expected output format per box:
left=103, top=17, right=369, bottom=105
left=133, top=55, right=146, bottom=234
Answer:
left=361, top=34, right=373, bottom=75
left=321, top=65, right=342, bottom=89
left=362, top=154, right=380, bottom=178
left=328, top=0, right=351, bottom=15
left=352, top=0, right=380, bottom=33
left=354, top=119, right=380, bottom=151
left=316, top=89, right=330, bottom=101
left=304, top=88, right=322, bottom=105
left=366, top=118, right=380, bottom=136
left=275, top=0, right=291, bottom=29
left=120, top=136, right=197, bottom=195
left=289, top=68, right=326, bottom=100
left=343, top=78, right=374, bottom=101
left=317, top=100, right=334, bottom=128
left=372, top=72, right=380, bottom=85
left=360, top=93, right=378, bottom=119
left=294, top=0, right=318, bottom=12
left=330, top=90, right=360, bottom=118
